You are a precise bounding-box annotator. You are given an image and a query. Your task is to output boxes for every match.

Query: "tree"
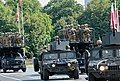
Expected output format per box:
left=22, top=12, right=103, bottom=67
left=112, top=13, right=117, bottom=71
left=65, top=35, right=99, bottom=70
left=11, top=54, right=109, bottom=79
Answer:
left=0, top=0, right=53, bottom=57
left=24, top=12, right=53, bottom=55
left=44, top=0, right=84, bottom=36
left=0, top=1, right=17, bottom=32
left=78, top=0, right=111, bottom=39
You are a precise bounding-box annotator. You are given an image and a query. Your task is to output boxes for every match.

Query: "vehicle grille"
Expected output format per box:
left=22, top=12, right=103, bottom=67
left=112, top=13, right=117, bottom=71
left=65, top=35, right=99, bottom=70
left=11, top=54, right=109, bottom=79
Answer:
left=8, top=60, right=22, bottom=65
left=56, top=63, right=67, bottom=66
left=108, top=66, right=120, bottom=70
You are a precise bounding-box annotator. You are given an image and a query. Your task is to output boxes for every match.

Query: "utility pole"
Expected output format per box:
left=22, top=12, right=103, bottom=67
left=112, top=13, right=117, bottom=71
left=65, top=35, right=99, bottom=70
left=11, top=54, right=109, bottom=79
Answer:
left=21, top=2, right=25, bottom=47
left=16, top=3, right=21, bottom=34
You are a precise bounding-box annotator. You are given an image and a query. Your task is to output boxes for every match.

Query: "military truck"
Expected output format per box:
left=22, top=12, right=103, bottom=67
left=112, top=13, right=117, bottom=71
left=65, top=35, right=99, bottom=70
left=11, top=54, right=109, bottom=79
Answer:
left=0, top=32, right=26, bottom=72
left=88, top=44, right=120, bottom=81
left=49, top=24, right=94, bottom=73
left=33, top=50, right=79, bottom=80
left=87, top=31, right=120, bottom=81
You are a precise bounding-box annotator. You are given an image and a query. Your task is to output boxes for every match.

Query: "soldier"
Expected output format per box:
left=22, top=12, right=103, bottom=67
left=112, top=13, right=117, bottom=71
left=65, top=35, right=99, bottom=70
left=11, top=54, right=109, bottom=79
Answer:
left=41, top=46, right=48, bottom=52
left=81, top=24, right=92, bottom=43
left=79, top=24, right=85, bottom=42
left=76, top=25, right=81, bottom=42
left=68, top=25, right=76, bottom=42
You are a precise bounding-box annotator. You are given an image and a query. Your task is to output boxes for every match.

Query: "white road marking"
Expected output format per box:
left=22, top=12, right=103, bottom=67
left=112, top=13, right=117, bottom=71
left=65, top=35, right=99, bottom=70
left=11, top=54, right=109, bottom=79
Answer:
left=0, top=74, right=21, bottom=81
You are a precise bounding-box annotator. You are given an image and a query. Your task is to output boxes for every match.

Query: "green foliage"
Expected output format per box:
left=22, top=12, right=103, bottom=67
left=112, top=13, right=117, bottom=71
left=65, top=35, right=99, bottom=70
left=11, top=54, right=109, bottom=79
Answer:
left=0, top=1, right=17, bottom=32
left=44, top=0, right=84, bottom=36
left=24, top=12, right=53, bottom=54
left=78, top=0, right=111, bottom=38
left=0, top=0, right=53, bottom=57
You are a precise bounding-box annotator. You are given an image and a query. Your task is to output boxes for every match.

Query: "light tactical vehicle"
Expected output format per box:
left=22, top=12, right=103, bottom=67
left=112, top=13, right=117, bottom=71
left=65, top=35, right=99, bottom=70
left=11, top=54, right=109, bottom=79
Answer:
left=88, top=44, right=120, bottom=81
left=1, top=47, right=26, bottom=73
left=0, top=32, right=26, bottom=73
left=34, top=50, right=79, bottom=80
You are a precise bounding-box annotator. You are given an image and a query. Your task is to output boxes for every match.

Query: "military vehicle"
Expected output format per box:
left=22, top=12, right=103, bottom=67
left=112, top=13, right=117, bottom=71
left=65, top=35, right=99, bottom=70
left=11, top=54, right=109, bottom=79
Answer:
left=87, top=31, right=120, bottom=81
left=34, top=50, right=79, bottom=80
left=0, top=32, right=26, bottom=72
left=88, top=44, right=120, bottom=81
left=49, top=24, right=94, bottom=73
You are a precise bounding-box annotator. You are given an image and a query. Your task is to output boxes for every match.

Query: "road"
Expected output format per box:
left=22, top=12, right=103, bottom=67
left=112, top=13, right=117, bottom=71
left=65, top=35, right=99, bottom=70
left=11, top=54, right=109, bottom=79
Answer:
left=0, top=67, right=88, bottom=81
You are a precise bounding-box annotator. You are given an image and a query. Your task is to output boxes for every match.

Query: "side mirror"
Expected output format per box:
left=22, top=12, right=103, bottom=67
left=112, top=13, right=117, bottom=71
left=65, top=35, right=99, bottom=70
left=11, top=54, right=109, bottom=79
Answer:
left=33, top=57, right=39, bottom=72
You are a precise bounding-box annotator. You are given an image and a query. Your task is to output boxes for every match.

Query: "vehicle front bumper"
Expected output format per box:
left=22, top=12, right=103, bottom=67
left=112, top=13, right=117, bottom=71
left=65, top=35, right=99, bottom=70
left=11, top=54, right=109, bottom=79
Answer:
left=89, top=68, right=120, bottom=79
left=44, top=64, right=78, bottom=74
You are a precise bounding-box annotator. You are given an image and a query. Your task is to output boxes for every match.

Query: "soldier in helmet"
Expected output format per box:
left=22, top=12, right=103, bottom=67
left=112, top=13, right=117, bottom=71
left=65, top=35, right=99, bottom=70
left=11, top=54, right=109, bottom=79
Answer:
left=68, top=25, right=76, bottom=42
left=76, top=25, right=81, bottom=42
left=81, top=24, right=92, bottom=43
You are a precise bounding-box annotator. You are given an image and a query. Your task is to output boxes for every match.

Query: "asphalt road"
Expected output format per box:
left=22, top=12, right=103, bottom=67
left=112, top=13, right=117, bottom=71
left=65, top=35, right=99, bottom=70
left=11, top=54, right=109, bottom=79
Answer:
left=0, top=67, right=88, bottom=81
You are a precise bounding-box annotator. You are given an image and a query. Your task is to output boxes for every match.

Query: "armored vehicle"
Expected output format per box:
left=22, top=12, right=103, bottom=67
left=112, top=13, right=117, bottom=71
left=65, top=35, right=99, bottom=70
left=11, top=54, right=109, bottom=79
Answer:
left=1, top=47, right=26, bottom=73
left=34, top=50, right=79, bottom=80
left=48, top=24, right=94, bottom=73
left=0, top=32, right=26, bottom=72
left=88, top=44, right=120, bottom=81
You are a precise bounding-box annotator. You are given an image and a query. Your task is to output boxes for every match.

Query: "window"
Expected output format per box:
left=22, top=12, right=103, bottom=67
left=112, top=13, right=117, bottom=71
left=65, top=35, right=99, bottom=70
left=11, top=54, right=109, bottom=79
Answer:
left=60, top=52, right=75, bottom=59
left=43, top=53, right=58, bottom=60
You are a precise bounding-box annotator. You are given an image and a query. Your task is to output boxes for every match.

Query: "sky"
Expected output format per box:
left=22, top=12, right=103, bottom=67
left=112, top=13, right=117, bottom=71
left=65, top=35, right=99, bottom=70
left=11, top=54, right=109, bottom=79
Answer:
left=38, top=0, right=85, bottom=7
left=1, top=0, right=85, bottom=7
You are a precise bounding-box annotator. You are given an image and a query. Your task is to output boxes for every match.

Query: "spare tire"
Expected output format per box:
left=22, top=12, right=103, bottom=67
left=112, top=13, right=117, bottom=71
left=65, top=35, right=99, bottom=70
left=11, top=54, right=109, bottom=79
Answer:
left=33, top=57, right=39, bottom=72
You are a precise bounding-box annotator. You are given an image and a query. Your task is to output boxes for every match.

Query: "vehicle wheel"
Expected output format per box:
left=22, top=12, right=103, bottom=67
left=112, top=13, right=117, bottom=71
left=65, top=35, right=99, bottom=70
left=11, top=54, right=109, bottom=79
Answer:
left=43, top=70, right=49, bottom=80
left=3, top=69, right=7, bottom=73
left=69, top=73, right=73, bottom=78
left=99, top=78, right=106, bottom=81
left=88, top=73, right=104, bottom=81
left=89, top=73, right=96, bottom=81
left=33, top=58, right=39, bottom=72
left=73, top=69, right=79, bottom=79
left=40, top=73, right=43, bottom=80
left=13, top=69, right=19, bottom=72
left=22, top=68, right=26, bottom=72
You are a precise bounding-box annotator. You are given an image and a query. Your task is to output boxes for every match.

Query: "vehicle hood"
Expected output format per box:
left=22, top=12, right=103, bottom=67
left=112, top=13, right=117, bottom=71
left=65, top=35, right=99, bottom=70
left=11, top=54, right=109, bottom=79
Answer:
left=3, top=58, right=24, bottom=61
left=89, top=58, right=120, bottom=67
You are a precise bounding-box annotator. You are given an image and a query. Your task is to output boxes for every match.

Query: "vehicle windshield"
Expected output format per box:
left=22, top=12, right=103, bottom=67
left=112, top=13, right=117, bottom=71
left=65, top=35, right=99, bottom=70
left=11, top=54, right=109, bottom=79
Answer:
left=91, top=48, right=120, bottom=60
left=60, top=52, right=75, bottom=59
left=14, top=53, right=23, bottom=59
left=43, top=53, right=58, bottom=60
left=3, top=52, right=23, bottom=59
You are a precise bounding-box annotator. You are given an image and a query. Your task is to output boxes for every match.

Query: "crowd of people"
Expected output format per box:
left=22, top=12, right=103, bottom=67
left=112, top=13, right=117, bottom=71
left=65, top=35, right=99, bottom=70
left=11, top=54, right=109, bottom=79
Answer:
left=0, top=32, right=23, bottom=47
left=58, top=24, right=93, bottom=43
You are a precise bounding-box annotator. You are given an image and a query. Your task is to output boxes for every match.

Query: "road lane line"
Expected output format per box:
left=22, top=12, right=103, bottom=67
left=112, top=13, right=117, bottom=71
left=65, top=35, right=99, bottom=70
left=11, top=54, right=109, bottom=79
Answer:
left=0, top=74, right=21, bottom=81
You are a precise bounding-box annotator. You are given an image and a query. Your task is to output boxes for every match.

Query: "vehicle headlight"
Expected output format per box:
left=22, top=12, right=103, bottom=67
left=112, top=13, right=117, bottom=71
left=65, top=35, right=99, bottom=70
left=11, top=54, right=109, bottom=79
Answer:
left=68, top=63, right=71, bottom=67
left=99, top=66, right=108, bottom=71
left=52, top=64, right=56, bottom=67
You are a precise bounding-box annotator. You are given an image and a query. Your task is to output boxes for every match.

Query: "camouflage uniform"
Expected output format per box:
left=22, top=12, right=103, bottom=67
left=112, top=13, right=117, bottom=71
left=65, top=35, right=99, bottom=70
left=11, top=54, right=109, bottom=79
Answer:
left=81, top=24, right=92, bottom=43
left=76, top=26, right=81, bottom=42
left=68, top=27, right=76, bottom=42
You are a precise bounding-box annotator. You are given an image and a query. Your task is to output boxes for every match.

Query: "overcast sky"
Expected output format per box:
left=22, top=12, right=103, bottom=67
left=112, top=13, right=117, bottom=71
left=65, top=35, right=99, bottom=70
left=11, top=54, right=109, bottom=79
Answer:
left=38, top=0, right=85, bottom=7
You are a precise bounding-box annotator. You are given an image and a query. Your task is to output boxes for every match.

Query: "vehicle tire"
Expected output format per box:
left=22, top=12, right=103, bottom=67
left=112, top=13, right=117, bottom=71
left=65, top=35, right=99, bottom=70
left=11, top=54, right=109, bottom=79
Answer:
left=13, top=69, right=19, bottom=72
left=89, top=73, right=96, bottom=81
left=73, top=69, right=79, bottom=79
left=22, top=68, right=26, bottom=72
left=43, top=70, right=49, bottom=80
left=40, top=73, right=43, bottom=80
left=33, top=58, right=39, bottom=72
left=88, top=73, right=105, bottom=81
left=0, top=60, right=2, bottom=69
left=69, top=73, right=74, bottom=78
left=3, top=69, right=7, bottom=73
left=99, top=78, right=106, bottom=81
